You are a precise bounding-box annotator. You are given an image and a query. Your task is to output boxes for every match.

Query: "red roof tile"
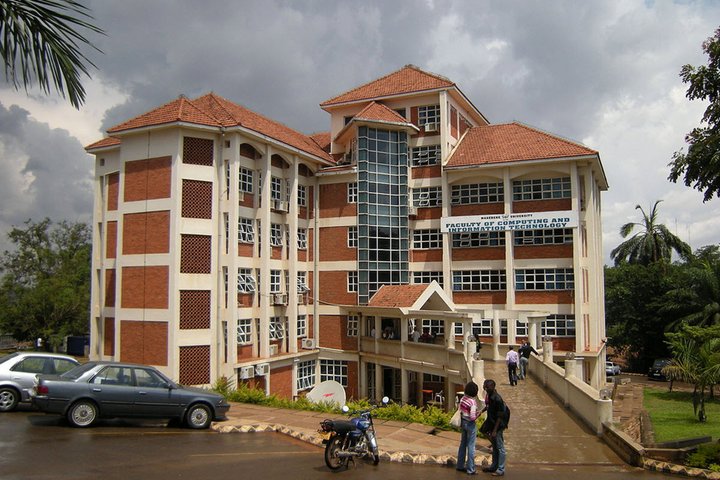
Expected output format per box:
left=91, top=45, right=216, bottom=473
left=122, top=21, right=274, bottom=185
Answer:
left=354, top=102, right=412, bottom=124
left=107, top=96, right=220, bottom=133
left=321, top=65, right=454, bottom=107
left=309, top=132, right=331, bottom=152
left=85, top=136, right=121, bottom=150
left=446, top=123, right=597, bottom=168
left=368, top=284, right=428, bottom=308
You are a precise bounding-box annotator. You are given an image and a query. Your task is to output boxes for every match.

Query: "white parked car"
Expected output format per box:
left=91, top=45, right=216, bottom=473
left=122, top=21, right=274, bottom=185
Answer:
left=0, top=352, right=79, bottom=411
left=605, top=361, right=621, bottom=376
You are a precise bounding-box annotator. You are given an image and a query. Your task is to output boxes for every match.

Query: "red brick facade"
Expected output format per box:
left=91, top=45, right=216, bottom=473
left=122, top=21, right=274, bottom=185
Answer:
left=318, top=315, right=358, bottom=351
left=319, top=226, right=355, bottom=261
left=103, top=317, right=114, bottom=356
left=318, top=271, right=356, bottom=305
left=121, top=266, right=169, bottom=309
left=106, top=221, right=117, bottom=259
left=122, top=211, right=170, bottom=255
left=123, top=157, right=172, bottom=202
left=319, top=183, right=356, bottom=217
left=119, top=320, right=168, bottom=365
left=269, top=365, right=293, bottom=398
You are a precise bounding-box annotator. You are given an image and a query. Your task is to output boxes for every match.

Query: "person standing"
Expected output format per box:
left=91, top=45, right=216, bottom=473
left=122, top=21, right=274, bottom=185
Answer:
left=456, top=381, right=481, bottom=475
left=481, top=379, right=507, bottom=476
left=518, top=341, right=538, bottom=380
left=505, top=346, right=519, bottom=386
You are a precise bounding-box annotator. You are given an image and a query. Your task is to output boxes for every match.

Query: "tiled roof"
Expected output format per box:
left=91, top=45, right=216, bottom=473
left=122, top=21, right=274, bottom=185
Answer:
left=85, top=136, right=121, bottom=150
left=309, top=132, right=331, bottom=152
left=368, top=284, right=429, bottom=308
left=354, top=102, right=411, bottom=124
left=321, top=65, right=454, bottom=107
left=446, top=122, right=597, bottom=168
left=104, top=93, right=333, bottom=162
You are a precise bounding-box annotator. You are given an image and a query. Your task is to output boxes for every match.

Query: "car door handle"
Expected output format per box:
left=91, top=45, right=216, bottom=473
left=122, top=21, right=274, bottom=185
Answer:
left=92, top=388, right=102, bottom=392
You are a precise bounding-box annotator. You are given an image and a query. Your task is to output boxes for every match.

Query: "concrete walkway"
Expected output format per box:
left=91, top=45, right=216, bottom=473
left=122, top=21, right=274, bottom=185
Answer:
left=213, top=360, right=625, bottom=469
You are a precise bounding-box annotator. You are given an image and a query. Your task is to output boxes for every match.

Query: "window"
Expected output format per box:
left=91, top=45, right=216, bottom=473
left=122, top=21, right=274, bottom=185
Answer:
left=298, top=185, right=306, bottom=207
left=237, top=318, right=252, bottom=344
left=513, top=177, right=571, bottom=201
left=542, top=314, right=576, bottom=337
left=422, top=318, right=444, bottom=336
left=269, top=316, right=285, bottom=340
left=223, top=267, right=229, bottom=307
left=411, top=145, right=440, bottom=167
left=412, top=229, right=442, bottom=249
left=412, top=271, right=443, bottom=287
left=418, top=104, right=441, bottom=127
left=347, top=315, right=359, bottom=337
left=452, top=270, right=507, bottom=291
left=270, top=270, right=281, bottom=293
left=297, top=228, right=307, bottom=249
left=451, top=182, right=504, bottom=205
left=296, top=359, right=316, bottom=391
left=223, top=213, right=229, bottom=254
left=513, top=228, right=573, bottom=246
left=452, top=231, right=505, bottom=248
left=238, top=217, right=254, bottom=243
left=515, top=268, right=574, bottom=290
left=347, top=182, right=358, bottom=203
left=270, top=224, right=283, bottom=247
left=347, top=271, right=358, bottom=292
left=239, top=167, right=254, bottom=193
left=412, top=187, right=441, bottom=207
left=297, top=315, right=307, bottom=338
left=297, top=272, right=309, bottom=293
left=237, top=268, right=256, bottom=293
left=271, top=176, right=283, bottom=201
left=320, top=359, right=348, bottom=386
left=348, top=226, right=357, bottom=248
left=472, top=319, right=493, bottom=336
left=516, top=321, right=528, bottom=337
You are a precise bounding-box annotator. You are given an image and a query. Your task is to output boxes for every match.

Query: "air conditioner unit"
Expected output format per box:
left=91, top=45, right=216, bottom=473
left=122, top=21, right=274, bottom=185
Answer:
left=273, top=200, right=288, bottom=212
left=408, top=206, right=417, bottom=216
left=269, top=344, right=279, bottom=356
left=424, top=123, right=438, bottom=132
left=255, top=363, right=270, bottom=376
left=301, top=338, right=316, bottom=349
left=239, top=365, right=254, bottom=380
left=271, top=293, right=288, bottom=305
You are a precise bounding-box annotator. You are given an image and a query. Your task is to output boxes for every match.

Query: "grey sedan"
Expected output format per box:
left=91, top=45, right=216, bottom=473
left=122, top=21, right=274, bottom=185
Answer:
left=0, top=352, right=80, bottom=411
left=31, top=361, right=230, bottom=429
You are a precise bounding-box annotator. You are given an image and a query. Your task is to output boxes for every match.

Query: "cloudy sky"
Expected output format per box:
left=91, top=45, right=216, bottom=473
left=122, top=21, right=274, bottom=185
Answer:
left=0, top=0, right=718, bottom=263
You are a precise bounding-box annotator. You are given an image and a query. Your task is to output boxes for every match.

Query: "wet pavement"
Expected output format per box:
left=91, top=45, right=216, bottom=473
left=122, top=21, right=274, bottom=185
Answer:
left=215, top=360, right=622, bottom=468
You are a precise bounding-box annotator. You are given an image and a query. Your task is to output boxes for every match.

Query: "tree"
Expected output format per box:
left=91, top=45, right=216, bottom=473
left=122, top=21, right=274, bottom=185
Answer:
left=668, top=27, right=720, bottom=201
left=0, top=0, right=104, bottom=108
left=0, top=218, right=91, bottom=349
left=610, top=200, right=691, bottom=265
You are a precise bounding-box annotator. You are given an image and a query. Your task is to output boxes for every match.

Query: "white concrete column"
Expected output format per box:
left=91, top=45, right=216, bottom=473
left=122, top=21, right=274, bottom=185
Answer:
left=564, top=358, right=576, bottom=378
left=492, top=311, right=501, bottom=360
left=542, top=338, right=553, bottom=363
left=400, top=367, right=409, bottom=404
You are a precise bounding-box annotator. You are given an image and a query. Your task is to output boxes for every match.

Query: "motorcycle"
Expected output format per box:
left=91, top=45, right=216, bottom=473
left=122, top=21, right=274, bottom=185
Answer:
left=319, top=397, right=389, bottom=470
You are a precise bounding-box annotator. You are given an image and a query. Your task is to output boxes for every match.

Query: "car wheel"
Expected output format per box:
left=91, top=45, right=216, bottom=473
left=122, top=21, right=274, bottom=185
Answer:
left=0, top=387, right=20, bottom=412
left=185, top=403, right=212, bottom=429
left=67, top=400, right=98, bottom=427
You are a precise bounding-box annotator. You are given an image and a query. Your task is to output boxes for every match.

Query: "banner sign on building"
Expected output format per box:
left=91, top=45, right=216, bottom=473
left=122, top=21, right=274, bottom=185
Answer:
left=441, top=210, right=578, bottom=233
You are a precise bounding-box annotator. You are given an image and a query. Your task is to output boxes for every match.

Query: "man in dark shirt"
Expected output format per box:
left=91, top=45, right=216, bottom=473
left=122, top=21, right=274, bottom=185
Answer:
left=518, top=341, right=538, bottom=380
left=481, top=379, right=507, bottom=476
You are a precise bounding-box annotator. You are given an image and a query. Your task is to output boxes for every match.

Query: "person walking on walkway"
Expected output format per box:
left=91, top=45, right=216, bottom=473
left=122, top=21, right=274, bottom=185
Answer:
left=517, top=341, right=538, bottom=380
left=456, top=381, right=481, bottom=475
left=505, top=347, right=519, bottom=386
left=481, top=379, right=507, bottom=476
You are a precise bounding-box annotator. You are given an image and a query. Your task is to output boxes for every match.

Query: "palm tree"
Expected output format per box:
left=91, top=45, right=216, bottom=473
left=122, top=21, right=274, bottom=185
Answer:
left=610, top=200, right=691, bottom=265
left=0, top=0, right=104, bottom=108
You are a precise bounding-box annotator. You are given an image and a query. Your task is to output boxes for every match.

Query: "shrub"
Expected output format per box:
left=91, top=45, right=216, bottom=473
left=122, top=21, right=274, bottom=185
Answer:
left=686, top=442, right=720, bottom=472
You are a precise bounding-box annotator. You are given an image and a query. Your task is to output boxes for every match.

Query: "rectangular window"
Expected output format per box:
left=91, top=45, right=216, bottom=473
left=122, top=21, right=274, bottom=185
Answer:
left=297, top=228, right=307, bottom=249
left=297, top=314, right=307, bottom=338
left=237, top=318, right=252, bottom=344
left=412, top=187, right=442, bottom=207
left=296, top=359, right=316, bottom=391
left=451, top=182, right=504, bottom=205
left=347, top=182, right=358, bottom=203
left=412, top=229, right=443, bottom=249
left=418, top=104, right=441, bottom=127
left=348, top=271, right=358, bottom=292
left=542, top=314, right=576, bottom=337
left=411, top=145, right=440, bottom=167
left=237, top=268, right=256, bottom=293
left=271, top=176, right=282, bottom=201
left=512, top=177, right=571, bottom=201
left=516, top=321, right=528, bottom=337
left=269, top=316, right=284, bottom=340
left=238, top=217, right=254, bottom=243
left=452, top=231, right=505, bottom=248
left=270, top=224, right=283, bottom=247
left=348, top=226, right=357, bottom=248
left=239, top=167, right=254, bottom=193
left=298, top=184, right=306, bottom=207
left=297, top=272, right=309, bottom=293
left=347, top=315, right=359, bottom=337
left=452, top=270, right=507, bottom=291
left=513, top=228, right=573, bottom=246
left=472, top=319, right=493, bottom=336
left=223, top=267, right=228, bottom=308
left=515, top=268, right=574, bottom=291
left=270, top=270, right=281, bottom=293
left=412, top=271, right=443, bottom=287
left=223, top=213, right=229, bottom=254
left=320, top=359, right=348, bottom=386
left=421, top=318, right=444, bottom=336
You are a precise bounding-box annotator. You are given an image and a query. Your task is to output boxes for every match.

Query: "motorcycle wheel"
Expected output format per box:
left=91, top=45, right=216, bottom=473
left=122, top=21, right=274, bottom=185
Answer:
left=372, top=446, right=380, bottom=465
left=324, top=435, right=347, bottom=470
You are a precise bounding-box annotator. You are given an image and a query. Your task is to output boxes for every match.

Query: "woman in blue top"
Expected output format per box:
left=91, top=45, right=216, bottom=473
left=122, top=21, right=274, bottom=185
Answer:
left=456, top=381, right=480, bottom=475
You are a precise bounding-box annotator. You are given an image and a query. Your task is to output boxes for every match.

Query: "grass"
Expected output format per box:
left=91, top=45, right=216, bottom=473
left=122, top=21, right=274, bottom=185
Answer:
left=643, top=387, right=720, bottom=443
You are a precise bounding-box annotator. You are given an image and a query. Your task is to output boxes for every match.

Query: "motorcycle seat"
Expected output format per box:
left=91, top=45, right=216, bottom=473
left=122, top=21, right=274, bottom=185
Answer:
left=330, top=420, right=356, bottom=434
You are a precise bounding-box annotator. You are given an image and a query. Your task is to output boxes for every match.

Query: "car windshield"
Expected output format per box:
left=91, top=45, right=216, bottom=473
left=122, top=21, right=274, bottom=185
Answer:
left=60, top=362, right=98, bottom=379
left=653, top=359, right=670, bottom=368
left=0, top=352, right=20, bottom=364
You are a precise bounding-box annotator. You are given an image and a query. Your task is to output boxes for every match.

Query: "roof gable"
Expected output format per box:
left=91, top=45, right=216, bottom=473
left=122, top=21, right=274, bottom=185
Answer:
left=368, top=282, right=454, bottom=312
left=321, top=64, right=454, bottom=107
left=354, top=102, right=411, bottom=124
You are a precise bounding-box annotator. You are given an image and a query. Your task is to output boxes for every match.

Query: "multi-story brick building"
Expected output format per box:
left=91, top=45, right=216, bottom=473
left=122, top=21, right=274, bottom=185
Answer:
left=86, top=65, right=608, bottom=404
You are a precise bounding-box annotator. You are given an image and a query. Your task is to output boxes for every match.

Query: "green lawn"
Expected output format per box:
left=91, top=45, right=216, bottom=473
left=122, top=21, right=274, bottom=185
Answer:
left=644, top=387, right=720, bottom=443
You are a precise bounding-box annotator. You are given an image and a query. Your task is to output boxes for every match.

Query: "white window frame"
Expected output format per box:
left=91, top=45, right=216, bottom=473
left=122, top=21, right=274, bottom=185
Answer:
left=421, top=318, right=444, bottom=336
left=418, top=104, right=441, bottom=126
left=512, top=177, right=571, bottom=201
left=270, top=223, right=283, bottom=247
left=347, top=182, right=358, bottom=203
left=296, top=359, right=316, bottom=391
left=412, top=229, right=443, bottom=249
left=271, top=176, right=283, bottom=201
left=297, top=272, right=309, bottom=293
left=542, top=314, right=576, bottom=337
left=320, top=359, right=348, bottom=386
left=270, top=270, right=281, bottom=293
left=515, top=268, right=574, bottom=291
left=452, top=270, right=507, bottom=291
left=237, top=318, right=252, bottom=344
left=238, top=217, right=254, bottom=243
left=451, top=182, right=504, bottom=205
left=412, top=271, right=443, bottom=287
left=412, top=187, right=441, bottom=207
left=348, top=226, right=357, bottom=248
left=411, top=144, right=440, bottom=167
left=297, top=314, right=307, bottom=338
left=239, top=167, right=254, bottom=193
left=347, top=271, right=358, bottom=292
left=237, top=268, right=256, bottom=293
left=513, top=228, right=573, bottom=246
left=269, top=316, right=285, bottom=340
left=347, top=315, right=359, bottom=337
left=452, top=231, right=505, bottom=248
left=472, top=319, right=493, bottom=336
left=298, top=184, right=306, bottom=207
left=297, top=228, right=307, bottom=249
